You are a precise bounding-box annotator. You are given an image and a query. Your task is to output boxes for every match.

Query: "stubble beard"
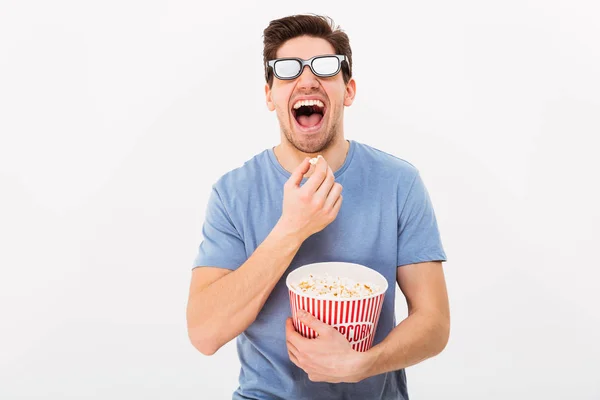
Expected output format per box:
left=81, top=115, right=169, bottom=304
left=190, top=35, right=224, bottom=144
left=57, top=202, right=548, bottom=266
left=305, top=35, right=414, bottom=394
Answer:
left=280, top=112, right=341, bottom=155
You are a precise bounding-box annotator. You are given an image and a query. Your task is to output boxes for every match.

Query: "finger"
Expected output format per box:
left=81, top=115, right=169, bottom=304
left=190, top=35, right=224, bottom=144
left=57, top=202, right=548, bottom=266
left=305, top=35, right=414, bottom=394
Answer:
left=331, top=194, right=343, bottom=216
left=301, top=156, right=328, bottom=193
left=323, top=183, right=343, bottom=211
left=286, top=318, right=307, bottom=348
left=288, top=349, right=301, bottom=368
left=287, top=157, right=311, bottom=188
left=308, top=374, right=331, bottom=383
left=306, top=155, right=321, bottom=174
left=285, top=317, right=298, bottom=338
left=297, top=309, right=331, bottom=336
left=287, top=339, right=301, bottom=358
left=309, top=374, right=336, bottom=383
left=314, top=166, right=335, bottom=201
left=286, top=333, right=302, bottom=362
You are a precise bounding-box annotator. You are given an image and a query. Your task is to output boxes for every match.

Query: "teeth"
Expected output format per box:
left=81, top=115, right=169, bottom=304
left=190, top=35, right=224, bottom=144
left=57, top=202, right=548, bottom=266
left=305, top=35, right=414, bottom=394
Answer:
left=293, top=99, right=325, bottom=109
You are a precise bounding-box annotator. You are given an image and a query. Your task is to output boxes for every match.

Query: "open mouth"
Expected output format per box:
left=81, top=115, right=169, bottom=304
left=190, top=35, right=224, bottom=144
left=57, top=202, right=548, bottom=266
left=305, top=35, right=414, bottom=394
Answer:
left=292, top=100, right=326, bottom=131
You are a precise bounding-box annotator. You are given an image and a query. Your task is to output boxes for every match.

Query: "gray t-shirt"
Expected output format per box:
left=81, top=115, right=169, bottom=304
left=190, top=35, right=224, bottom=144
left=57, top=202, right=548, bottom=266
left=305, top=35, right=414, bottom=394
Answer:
left=193, top=139, right=447, bottom=399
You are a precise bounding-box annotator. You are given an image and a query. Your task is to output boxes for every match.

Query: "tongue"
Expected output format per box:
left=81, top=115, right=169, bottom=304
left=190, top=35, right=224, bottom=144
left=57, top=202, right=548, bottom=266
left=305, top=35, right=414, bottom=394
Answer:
left=297, top=113, right=323, bottom=127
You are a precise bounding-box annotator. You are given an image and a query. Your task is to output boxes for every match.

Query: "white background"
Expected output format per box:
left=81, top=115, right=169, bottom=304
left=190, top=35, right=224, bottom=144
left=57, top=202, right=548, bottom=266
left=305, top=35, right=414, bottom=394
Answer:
left=1, top=0, right=599, bottom=399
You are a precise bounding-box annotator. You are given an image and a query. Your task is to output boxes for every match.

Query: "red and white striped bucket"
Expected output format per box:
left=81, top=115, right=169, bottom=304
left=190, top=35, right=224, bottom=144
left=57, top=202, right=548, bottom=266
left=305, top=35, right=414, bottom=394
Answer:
left=286, top=262, right=388, bottom=352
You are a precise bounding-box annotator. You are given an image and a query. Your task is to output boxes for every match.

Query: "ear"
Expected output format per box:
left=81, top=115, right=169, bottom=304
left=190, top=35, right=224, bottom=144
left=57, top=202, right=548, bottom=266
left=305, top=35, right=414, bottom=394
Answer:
left=265, top=83, right=275, bottom=111
left=344, top=78, right=356, bottom=107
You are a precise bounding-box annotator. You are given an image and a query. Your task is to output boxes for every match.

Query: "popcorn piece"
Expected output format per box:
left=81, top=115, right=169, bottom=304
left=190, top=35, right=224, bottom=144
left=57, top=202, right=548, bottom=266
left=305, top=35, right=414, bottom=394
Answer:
left=308, top=155, right=323, bottom=166
left=291, top=273, right=381, bottom=299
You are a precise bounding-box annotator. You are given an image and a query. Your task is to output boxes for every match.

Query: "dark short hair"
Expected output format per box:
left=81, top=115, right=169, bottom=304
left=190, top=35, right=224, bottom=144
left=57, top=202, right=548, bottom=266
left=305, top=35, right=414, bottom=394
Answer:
left=263, top=14, right=353, bottom=87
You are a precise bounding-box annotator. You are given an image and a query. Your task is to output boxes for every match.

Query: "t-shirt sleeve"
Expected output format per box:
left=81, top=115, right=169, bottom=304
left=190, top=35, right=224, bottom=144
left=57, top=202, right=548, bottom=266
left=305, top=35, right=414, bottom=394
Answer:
left=397, top=171, right=447, bottom=267
left=192, top=186, right=248, bottom=271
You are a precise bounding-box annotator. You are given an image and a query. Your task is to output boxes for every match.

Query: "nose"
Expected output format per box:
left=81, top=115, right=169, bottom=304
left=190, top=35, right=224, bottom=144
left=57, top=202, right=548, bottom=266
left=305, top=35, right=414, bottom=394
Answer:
left=296, top=64, right=320, bottom=90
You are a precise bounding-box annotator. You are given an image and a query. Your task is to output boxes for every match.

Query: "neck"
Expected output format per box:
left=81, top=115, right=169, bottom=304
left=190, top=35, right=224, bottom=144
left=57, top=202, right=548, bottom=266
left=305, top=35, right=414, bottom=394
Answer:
left=273, top=136, right=350, bottom=178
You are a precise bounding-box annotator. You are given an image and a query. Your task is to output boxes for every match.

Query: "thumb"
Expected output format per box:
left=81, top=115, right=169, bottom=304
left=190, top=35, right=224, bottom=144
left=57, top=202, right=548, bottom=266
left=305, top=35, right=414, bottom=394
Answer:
left=298, top=309, right=331, bottom=335
left=288, top=157, right=311, bottom=187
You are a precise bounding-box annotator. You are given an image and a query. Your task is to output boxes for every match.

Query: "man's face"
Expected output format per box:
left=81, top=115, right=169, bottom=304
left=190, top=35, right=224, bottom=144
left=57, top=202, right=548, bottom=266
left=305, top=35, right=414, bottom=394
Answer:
left=265, top=36, right=356, bottom=154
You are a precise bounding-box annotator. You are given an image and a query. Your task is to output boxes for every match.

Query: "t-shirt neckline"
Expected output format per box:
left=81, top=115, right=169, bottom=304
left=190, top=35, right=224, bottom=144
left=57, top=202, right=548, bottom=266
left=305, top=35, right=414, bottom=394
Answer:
left=267, top=139, right=356, bottom=182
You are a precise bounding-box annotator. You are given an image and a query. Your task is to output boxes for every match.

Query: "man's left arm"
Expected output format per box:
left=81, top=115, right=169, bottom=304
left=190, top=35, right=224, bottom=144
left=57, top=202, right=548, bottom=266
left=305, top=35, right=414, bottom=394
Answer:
left=358, top=260, right=450, bottom=379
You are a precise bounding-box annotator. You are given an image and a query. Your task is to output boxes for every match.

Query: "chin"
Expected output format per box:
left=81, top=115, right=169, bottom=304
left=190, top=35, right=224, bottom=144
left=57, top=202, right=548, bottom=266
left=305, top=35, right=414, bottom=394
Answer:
left=288, top=127, right=335, bottom=155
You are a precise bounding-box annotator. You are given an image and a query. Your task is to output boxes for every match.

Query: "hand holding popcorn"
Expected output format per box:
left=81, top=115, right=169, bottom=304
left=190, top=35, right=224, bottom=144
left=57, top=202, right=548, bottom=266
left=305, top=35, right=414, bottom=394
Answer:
left=277, top=155, right=343, bottom=241
left=285, top=310, right=370, bottom=383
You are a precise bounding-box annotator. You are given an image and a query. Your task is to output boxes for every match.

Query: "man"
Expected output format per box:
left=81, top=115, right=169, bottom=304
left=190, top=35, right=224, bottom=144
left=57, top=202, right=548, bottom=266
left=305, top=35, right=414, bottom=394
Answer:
left=187, top=14, right=449, bottom=400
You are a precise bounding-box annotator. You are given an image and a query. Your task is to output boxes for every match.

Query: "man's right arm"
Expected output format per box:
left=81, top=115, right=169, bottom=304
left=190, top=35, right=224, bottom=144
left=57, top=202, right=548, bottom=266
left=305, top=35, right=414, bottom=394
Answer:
left=186, top=156, right=343, bottom=356
left=186, top=223, right=302, bottom=355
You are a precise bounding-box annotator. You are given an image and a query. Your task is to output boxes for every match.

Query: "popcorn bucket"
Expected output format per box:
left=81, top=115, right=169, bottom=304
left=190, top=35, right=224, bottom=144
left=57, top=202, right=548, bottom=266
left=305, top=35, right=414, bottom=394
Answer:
left=286, top=262, right=388, bottom=352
